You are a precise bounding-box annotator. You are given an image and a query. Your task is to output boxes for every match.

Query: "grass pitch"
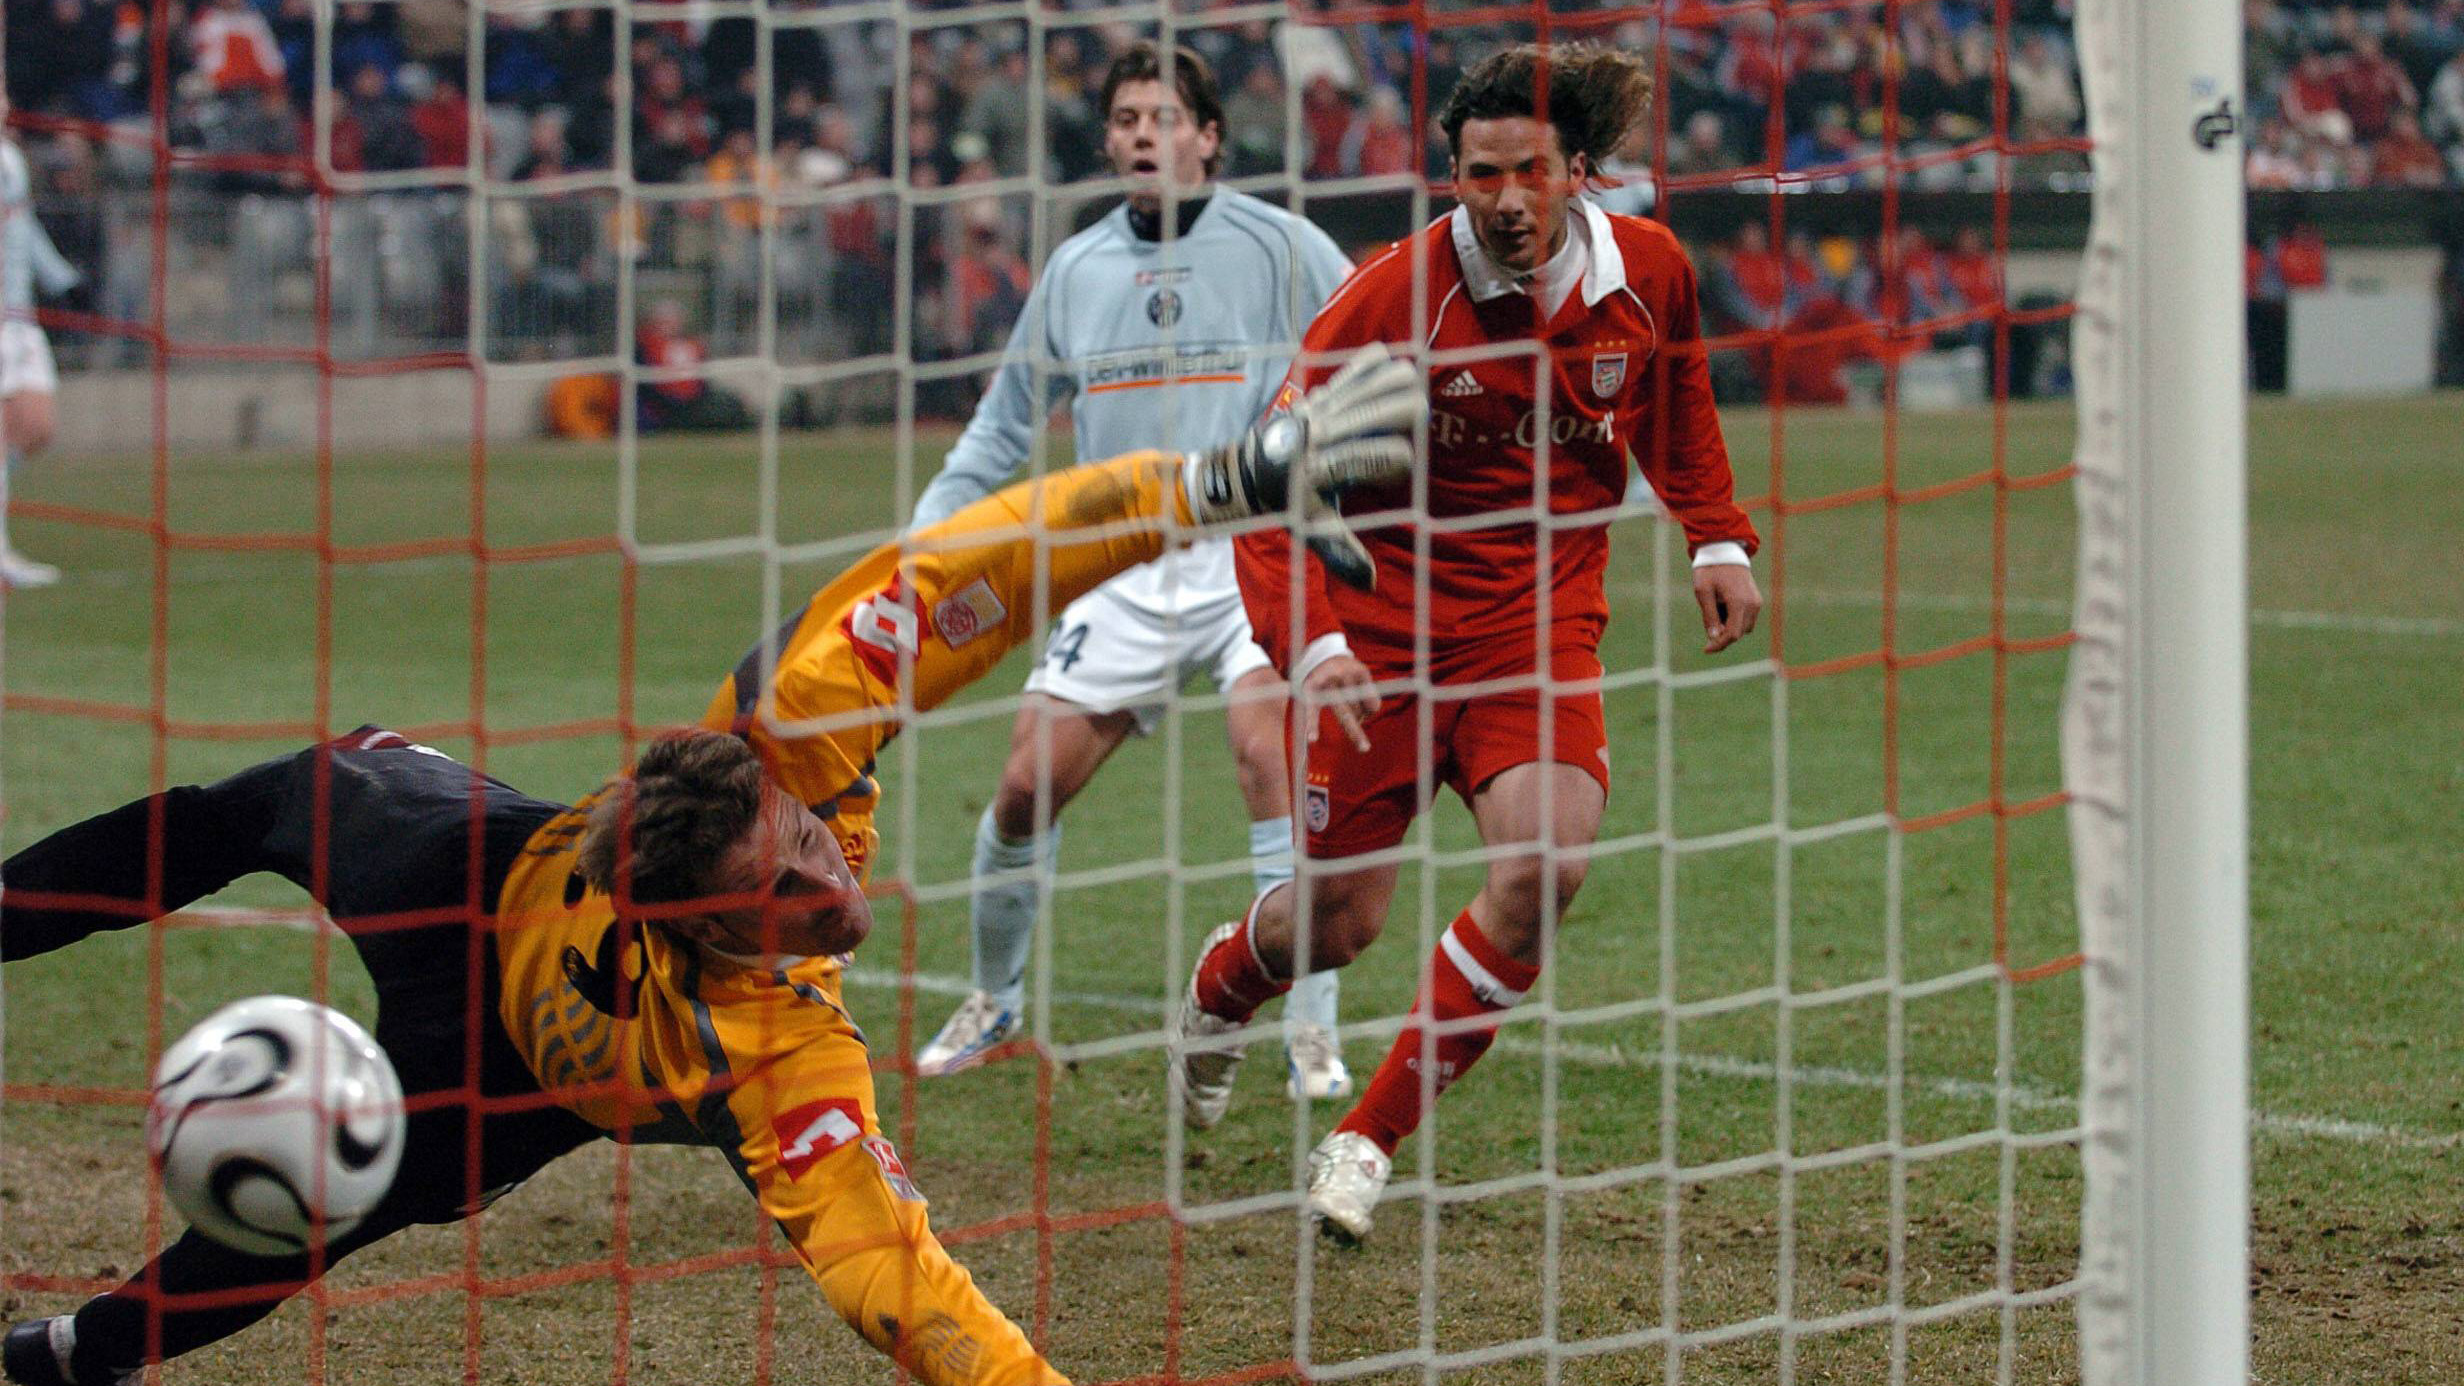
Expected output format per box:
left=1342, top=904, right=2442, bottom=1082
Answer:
left=2, top=392, right=2458, bottom=1384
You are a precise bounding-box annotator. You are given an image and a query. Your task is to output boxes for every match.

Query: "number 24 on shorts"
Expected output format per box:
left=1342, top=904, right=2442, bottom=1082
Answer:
left=1047, top=623, right=1090, bottom=674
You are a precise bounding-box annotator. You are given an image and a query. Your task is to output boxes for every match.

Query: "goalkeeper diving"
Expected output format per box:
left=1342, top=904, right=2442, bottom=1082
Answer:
left=0, top=351, right=1421, bottom=1386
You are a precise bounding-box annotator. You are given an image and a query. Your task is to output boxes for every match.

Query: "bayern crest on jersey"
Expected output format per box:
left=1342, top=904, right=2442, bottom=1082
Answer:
left=1304, top=782, right=1331, bottom=833
left=1591, top=352, right=1629, bottom=397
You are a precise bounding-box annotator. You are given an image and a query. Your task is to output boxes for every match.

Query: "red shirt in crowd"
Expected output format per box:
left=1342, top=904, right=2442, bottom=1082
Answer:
left=2334, top=52, right=2416, bottom=141
left=2277, top=226, right=2330, bottom=290
left=190, top=3, right=283, bottom=93
left=2278, top=59, right=2345, bottom=131
left=1301, top=77, right=1355, bottom=181
left=2371, top=125, right=2448, bottom=185
left=1235, top=201, right=1759, bottom=679
left=412, top=90, right=473, bottom=169
left=1349, top=118, right=1415, bottom=178
left=635, top=321, right=708, bottom=403
left=1943, top=245, right=2001, bottom=310
left=1727, top=242, right=1790, bottom=322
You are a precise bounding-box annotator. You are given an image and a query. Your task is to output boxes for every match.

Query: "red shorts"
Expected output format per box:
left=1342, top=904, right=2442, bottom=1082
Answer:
left=1297, top=644, right=1609, bottom=862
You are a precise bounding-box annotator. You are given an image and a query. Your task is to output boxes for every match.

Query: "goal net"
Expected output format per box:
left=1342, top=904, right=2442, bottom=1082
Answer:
left=0, top=0, right=2242, bottom=1383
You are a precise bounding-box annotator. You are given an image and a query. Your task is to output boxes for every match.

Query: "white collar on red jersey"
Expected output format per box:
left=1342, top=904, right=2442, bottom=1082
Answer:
left=1448, top=197, right=1629, bottom=308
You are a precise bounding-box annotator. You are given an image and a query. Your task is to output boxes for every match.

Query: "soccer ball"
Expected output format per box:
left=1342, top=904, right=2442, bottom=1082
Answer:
left=145, top=996, right=406, bottom=1257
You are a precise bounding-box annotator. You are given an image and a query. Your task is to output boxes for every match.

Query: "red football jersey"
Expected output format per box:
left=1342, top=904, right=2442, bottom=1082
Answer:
left=1237, top=202, right=1759, bottom=678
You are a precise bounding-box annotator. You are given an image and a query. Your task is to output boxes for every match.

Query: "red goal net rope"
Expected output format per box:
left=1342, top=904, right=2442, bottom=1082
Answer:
left=0, top=0, right=2096, bottom=1381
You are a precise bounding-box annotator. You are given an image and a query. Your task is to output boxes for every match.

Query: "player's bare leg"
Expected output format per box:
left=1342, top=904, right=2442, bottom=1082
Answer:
left=1219, top=666, right=1350, bottom=1101
left=1458, top=762, right=1604, bottom=963
left=1173, top=859, right=1393, bottom=1126
left=0, top=387, right=59, bottom=588
left=1309, top=762, right=1604, bottom=1241
left=907, top=348, right=1418, bottom=1075
left=917, top=696, right=1134, bottom=1076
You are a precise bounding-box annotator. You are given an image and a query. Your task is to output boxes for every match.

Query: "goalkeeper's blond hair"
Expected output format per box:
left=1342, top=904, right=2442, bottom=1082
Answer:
left=578, top=729, right=764, bottom=907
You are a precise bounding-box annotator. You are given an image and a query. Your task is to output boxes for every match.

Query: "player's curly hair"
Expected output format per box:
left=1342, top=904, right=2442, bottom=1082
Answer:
left=1436, top=42, right=1654, bottom=175
left=578, top=729, right=765, bottom=906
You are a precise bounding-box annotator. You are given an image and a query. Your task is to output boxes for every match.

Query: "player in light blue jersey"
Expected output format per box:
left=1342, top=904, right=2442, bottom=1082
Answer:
left=911, top=41, right=1358, bottom=1100
left=0, top=105, right=78, bottom=589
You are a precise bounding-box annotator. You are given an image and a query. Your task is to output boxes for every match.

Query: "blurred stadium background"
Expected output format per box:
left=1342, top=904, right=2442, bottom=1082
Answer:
left=8, top=0, right=2461, bottom=444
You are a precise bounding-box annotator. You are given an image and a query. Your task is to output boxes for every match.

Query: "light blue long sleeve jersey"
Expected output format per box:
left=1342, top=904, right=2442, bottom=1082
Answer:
left=0, top=142, right=80, bottom=317
left=911, top=187, right=1354, bottom=616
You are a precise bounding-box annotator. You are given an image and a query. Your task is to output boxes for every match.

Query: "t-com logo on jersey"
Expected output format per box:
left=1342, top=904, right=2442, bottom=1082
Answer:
left=1430, top=407, right=1617, bottom=450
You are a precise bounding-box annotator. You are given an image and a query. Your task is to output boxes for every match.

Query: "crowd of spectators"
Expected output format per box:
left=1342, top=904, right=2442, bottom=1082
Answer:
left=0, top=1, right=2072, bottom=375
left=1696, top=220, right=2069, bottom=403
left=2246, top=0, right=2464, bottom=188
left=0, top=0, right=2456, bottom=397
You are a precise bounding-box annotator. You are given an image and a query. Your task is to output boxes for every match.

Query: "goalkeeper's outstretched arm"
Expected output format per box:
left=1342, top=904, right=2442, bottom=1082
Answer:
left=705, top=349, right=1424, bottom=828
left=909, top=276, right=1070, bottom=530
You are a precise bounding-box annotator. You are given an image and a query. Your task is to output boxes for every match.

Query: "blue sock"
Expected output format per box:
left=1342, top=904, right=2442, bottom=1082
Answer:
left=969, top=805, right=1057, bottom=1016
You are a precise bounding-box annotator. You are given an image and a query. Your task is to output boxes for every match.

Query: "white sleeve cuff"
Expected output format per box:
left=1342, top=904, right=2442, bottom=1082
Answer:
left=1690, top=541, right=1751, bottom=570
left=1293, top=632, right=1355, bottom=684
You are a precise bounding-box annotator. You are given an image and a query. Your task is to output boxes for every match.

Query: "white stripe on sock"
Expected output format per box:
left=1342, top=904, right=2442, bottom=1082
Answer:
left=1437, top=923, right=1527, bottom=1008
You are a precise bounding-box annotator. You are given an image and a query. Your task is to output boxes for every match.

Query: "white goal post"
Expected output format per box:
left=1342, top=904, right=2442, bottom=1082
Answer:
left=2070, top=0, right=2250, bottom=1383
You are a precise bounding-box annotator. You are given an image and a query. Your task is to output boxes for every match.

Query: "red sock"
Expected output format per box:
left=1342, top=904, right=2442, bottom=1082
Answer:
left=1336, top=909, right=1540, bottom=1156
left=1192, top=890, right=1291, bottom=1023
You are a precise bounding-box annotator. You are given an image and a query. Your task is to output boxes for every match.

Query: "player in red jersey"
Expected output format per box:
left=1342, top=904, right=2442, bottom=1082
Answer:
left=1168, top=43, right=1764, bottom=1243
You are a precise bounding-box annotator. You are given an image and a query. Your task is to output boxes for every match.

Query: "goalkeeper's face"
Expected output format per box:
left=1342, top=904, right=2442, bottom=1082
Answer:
left=685, top=786, right=874, bottom=959
left=1106, top=77, right=1219, bottom=214
left=1452, top=116, right=1586, bottom=276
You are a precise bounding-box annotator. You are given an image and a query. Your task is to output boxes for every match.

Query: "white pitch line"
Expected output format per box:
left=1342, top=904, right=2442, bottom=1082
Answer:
left=843, top=966, right=2464, bottom=1152
left=1784, top=587, right=2464, bottom=639
left=136, top=910, right=2464, bottom=1153
left=52, top=554, right=2464, bottom=640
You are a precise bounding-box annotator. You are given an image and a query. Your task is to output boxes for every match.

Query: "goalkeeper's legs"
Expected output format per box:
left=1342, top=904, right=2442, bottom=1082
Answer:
left=1, top=729, right=529, bottom=963
left=0, top=756, right=299, bottom=961
left=2, top=732, right=606, bottom=1378
left=18, top=908, right=596, bottom=1381
left=6, top=1214, right=411, bottom=1385
left=11, top=1094, right=594, bottom=1386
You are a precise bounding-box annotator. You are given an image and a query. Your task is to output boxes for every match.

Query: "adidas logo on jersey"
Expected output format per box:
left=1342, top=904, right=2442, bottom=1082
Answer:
left=1439, top=370, right=1483, bottom=398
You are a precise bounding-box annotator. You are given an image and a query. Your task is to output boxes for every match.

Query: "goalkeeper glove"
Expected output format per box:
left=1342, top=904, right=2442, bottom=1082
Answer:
left=1183, top=346, right=1420, bottom=590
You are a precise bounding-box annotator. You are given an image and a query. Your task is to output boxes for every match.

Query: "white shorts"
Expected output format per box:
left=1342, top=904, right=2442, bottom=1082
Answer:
left=1022, top=582, right=1274, bottom=734
left=0, top=319, right=56, bottom=398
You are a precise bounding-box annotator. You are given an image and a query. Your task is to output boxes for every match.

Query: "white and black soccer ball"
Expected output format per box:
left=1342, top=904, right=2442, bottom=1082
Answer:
left=144, top=996, right=406, bottom=1257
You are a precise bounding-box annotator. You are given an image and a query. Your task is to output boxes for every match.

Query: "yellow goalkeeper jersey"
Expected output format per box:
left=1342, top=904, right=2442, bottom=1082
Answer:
left=490, top=801, right=1060, bottom=1386
left=481, top=451, right=1196, bottom=1386
left=697, top=448, right=1187, bottom=885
